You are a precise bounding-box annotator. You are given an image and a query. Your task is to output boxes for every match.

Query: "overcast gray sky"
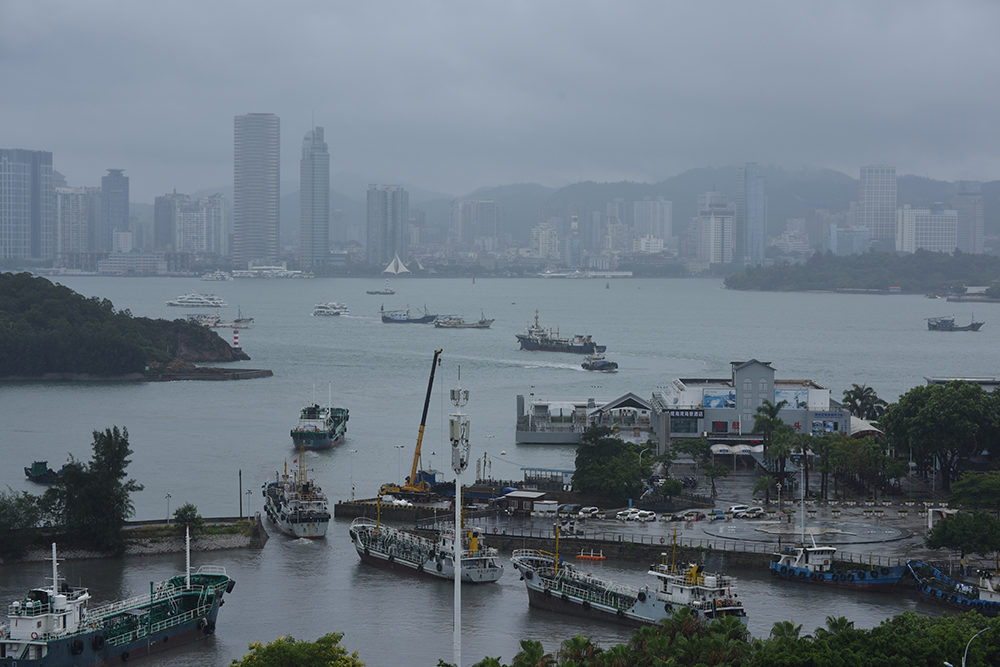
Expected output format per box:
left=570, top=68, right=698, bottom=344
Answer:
left=3, top=1, right=998, bottom=203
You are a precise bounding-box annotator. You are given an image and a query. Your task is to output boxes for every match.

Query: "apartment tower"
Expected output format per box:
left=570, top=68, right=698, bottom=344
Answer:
left=299, top=127, right=330, bottom=267
left=234, top=113, right=280, bottom=266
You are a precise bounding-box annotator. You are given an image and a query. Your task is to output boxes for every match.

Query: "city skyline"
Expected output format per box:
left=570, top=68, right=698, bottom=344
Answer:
left=3, top=3, right=999, bottom=204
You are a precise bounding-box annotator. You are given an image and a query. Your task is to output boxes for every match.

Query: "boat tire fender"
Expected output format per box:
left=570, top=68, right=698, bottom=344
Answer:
left=544, top=588, right=552, bottom=598
left=561, top=593, right=569, bottom=603
left=871, top=570, right=879, bottom=579
left=364, top=547, right=370, bottom=556
left=582, top=600, right=591, bottom=609
left=858, top=571, right=866, bottom=580
left=780, top=566, right=787, bottom=575
left=417, top=563, right=424, bottom=572
left=525, top=570, right=533, bottom=580
left=798, top=570, right=806, bottom=578
left=616, top=609, right=624, bottom=619
left=881, top=567, right=890, bottom=576
left=71, top=639, right=84, bottom=655
left=436, top=562, right=443, bottom=572
left=122, top=651, right=130, bottom=661
left=197, top=618, right=206, bottom=630
left=848, top=574, right=855, bottom=581
left=769, top=567, right=777, bottom=576
left=92, top=635, right=106, bottom=651
left=205, top=620, right=216, bottom=635
left=638, top=591, right=646, bottom=602
left=388, top=554, right=394, bottom=563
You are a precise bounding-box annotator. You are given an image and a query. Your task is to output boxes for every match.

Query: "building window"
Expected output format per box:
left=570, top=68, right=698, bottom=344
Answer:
left=743, top=395, right=751, bottom=407
left=671, top=417, right=699, bottom=434
left=743, top=378, right=752, bottom=390
left=759, top=379, right=767, bottom=391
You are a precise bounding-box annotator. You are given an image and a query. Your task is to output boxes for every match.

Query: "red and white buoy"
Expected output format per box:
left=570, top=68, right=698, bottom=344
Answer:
left=233, top=329, right=240, bottom=348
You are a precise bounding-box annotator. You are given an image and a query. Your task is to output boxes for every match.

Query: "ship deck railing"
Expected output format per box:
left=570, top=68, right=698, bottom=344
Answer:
left=539, top=570, right=638, bottom=611
left=104, top=602, right=214, bottom=648
left=87, top=580, right=221, bottom=622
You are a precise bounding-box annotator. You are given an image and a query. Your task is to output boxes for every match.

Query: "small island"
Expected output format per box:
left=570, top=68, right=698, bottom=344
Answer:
left=0, top=272, right=271, bottom=382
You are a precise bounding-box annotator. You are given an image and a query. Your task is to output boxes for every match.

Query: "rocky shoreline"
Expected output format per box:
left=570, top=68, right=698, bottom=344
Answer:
left=0, top=367, right=273, bottom=382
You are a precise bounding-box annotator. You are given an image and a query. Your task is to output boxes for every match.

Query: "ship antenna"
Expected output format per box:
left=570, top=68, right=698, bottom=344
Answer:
left=51, top=543, right=59, bottom=592
left=185, top=526, right=191, bottom=589
left=449, top=365, right=471, bottom=667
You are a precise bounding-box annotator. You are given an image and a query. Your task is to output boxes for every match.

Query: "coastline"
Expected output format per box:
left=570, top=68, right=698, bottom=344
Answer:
left=0, top=368, right=273, bottom=382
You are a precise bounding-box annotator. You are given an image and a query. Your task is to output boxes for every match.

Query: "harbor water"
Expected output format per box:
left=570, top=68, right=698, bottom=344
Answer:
left=0, top=276, right=993, bottom=665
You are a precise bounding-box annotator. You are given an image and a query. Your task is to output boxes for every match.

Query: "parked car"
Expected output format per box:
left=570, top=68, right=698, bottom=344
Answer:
left=727, top=504, right=749, bottom=514
left=737, top=506, right=764, bottom=518
left=558, top=503, right=583, bottom=515
left=635, top=510, right=657, bottom=522
left=669, top=509, right=706, bottom=522
left=708, top=509, right=726, bottom=521
left=578, top=506, right=601, bottom=519
left=616, top=508, right=641, bottom=521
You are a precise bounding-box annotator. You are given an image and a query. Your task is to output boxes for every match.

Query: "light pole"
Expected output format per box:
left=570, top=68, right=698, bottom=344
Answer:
left=165, top=493, right=171, bottom=525
left=348, top=449, right=358, bottom=501
left=394, top=445, right=406, bottom=485
left=776, top=483, right=782, bottom=514
left=245, top=489, right=252, bottom=519
left=944, top=626, right=991, bottom=667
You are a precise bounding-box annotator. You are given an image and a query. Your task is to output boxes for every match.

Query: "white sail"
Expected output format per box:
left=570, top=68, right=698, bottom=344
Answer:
left=384, top=253, right=411, bottom=274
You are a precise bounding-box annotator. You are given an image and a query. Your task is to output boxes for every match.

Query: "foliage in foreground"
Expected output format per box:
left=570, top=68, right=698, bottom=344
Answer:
left=229, top=632, right=365, bottom=667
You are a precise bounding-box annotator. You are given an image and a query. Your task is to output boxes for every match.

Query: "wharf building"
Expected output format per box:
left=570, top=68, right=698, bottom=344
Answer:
left=0, top=148, right=54, bottom=261
left=648, top=359, right=852, bottom=455
left=234, top=113, right=280, bottom=266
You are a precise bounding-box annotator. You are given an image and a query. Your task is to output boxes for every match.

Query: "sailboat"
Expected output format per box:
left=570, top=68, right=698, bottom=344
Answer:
left=383, top=253, right=410, bottom=275
left=768, top=466, right=906, bottom=590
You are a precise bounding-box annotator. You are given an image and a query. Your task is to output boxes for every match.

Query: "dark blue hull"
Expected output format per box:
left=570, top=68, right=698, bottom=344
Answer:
left=769, top=561, right=906, bottom=591
left=907, top=560, right=1000, bottom=616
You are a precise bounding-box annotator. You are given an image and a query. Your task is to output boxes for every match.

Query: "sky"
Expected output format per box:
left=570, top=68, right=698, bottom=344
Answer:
left=3, top=1, right=999, bottom=204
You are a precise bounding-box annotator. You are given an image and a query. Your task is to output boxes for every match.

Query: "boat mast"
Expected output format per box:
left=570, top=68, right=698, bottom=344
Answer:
left=800, top=461, right=805, bottom=544
left=51, top=543, right=58, bottom=593
left=449, top=365, right=471, bottom=667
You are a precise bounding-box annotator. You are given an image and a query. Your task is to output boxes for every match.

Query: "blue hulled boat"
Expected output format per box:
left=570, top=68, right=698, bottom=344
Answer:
left=907, top=560, right=1000, bottom=616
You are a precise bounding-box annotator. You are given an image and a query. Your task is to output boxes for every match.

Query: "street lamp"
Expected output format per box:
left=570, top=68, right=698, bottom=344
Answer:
left=348, top=449, right=359, bottom=501
left=944, top=626, right=992, bottom=667
left=776, top=483, right=782, bottom=514
left=165, top=493, right=171, bottom=525
left=245, top=489, right=252, bottom=519
left=394, top=445, right=406, bottom=484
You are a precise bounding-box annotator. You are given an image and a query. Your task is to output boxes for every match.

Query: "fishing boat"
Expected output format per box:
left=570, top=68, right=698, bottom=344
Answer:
left=312, top=302, right=349, bottom=317
left=768, top=468, right=906, bottom=589
left=380, top=304, right=437, bottom=324
left=348, top=517, right=503, bottom=584
left=23, top=461, right=65, bottom=484
left=0, top=539, right=234, bottom=666
left=516, top=310, right=605, bottom=354
left=907, top=560, right=1000, bottom=616
left=511, top=538, right=746, bottom=627
left=290, top=398, right=348, bottom=450
left=581, top=353, right=617, bottom=372
left=433, top=310, right=494, bottom=329
left=263, top=457, right=331, bottom=539
left=367, top=279, right=395, bottom=295
left=166, top=293, right=227, bottom=308
left=926, top=315, right=984, bottom=331
left=210, top=307, right=253, bottom=328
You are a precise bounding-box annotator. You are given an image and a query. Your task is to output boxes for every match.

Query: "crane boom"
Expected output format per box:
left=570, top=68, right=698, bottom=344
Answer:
left=409, top=349, right=442, bottom=489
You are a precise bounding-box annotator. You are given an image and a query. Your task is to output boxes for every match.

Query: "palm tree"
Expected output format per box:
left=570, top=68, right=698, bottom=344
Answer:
left=557, top=635, right=600, bottom=666
left=769, top=620, right=802, bottom=643
left=510, top=640, right=555, bottom=667
left=752, top=399, right=788, bottom=451
left=843, top=383, right=888, bottom=421
left=765, top=424, right=795, bottom=492
left=815, top=615, right=854, bottom=638
left=753, top=474, right=775, bottom=504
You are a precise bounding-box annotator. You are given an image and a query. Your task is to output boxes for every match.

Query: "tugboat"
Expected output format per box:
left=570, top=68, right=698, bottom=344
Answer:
left=24, top=460, right=66, bottom=484
left=263, top=455, right=331, bottom=539
left=515, top=310, right=605, bottom=354
left=581, top=353, right=618, bottom=372
left=907, top=560, right=1000, bottom=616
left=0, top=540, right=234, bottom=666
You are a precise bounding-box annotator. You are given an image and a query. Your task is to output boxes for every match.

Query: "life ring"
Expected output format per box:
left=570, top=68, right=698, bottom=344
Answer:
left=493, top=527, right=498, bottom=534
left=659, top=537, right=665, bottom=544
left=91, top=621, right=99, bottom=629
left=31, top=632, right=38, bottom=639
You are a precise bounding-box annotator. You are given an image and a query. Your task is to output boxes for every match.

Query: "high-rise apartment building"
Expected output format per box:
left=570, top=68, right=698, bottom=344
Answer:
left=153, top=191, right=186, bottom=251
left=896, top=204, right=958, bottom=254
left=737, top=163, right=766, bottom=266
left=633, top=197, right=672, bottom=241
left=299, top=126, right=329, bottom=267
left=366, top=185, right=408, bottom=266
left=56, top=187, right=98, bottom=256
left=155, top=192, right=229, bottom=255
left=0, top=149, right=54, bottom=260
left=98, top=169, right=129, bottom=252
left=234, top=113, right=280, bottom=266
left=859, top=165, right=896, bottom=241
left=953, top=181, right=984, bottom=254
left=698, top=191, right=735, bottom=265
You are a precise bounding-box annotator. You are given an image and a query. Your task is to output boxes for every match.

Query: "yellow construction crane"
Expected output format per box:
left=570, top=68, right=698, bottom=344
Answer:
left=379, top=349, right=442, bottom=497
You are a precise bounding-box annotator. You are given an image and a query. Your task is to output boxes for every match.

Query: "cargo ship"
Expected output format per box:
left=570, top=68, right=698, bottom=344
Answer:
left=515, top=310, right=605, bottom=354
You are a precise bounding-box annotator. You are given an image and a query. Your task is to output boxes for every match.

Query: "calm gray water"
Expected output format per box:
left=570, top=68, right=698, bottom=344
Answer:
left=0, top=276, right=989, bottom=665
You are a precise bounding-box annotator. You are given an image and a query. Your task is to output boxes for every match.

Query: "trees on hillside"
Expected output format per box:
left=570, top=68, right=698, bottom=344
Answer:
left=45, top=426, right=144, bottom=555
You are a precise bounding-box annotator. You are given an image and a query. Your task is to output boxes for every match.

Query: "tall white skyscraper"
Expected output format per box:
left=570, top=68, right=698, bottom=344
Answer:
left=859, top=165, right=896, bottom=241
left=698, top=191, right=735, bottom=265
left=299, top=126, right=329, bottom=267
left=737, top=163, right=766, bottom=266
left=234, top=113, right=280, bottom=266
left=633, top=197, right=672, bottom=241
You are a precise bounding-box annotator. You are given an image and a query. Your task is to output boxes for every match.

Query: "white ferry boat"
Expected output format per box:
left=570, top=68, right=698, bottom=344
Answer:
left=166, top=293, right=227, bottom=308
left=312, top=302, right=349, bottom=316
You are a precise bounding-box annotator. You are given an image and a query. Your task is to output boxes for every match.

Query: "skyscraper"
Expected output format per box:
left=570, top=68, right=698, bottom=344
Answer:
left=299, top=127, right=330, bottom=267
left=633, top=197, right=672, bottom=241
left=737, top=163, right=766, bottom=266
left=698, top=191, right=735, bottom=265
left=953, top=181, right=984, bottom=254
left=99, top=169, right=129, bottom=253
left=0, top=149, right=54, bottom=260
left=366, top=185, right=408, bottom=267
left=234, top=113, right=280, bottom=266
left=859, top=165, right=896, bottom=241
left=155, top=192, right=229, bottom=256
